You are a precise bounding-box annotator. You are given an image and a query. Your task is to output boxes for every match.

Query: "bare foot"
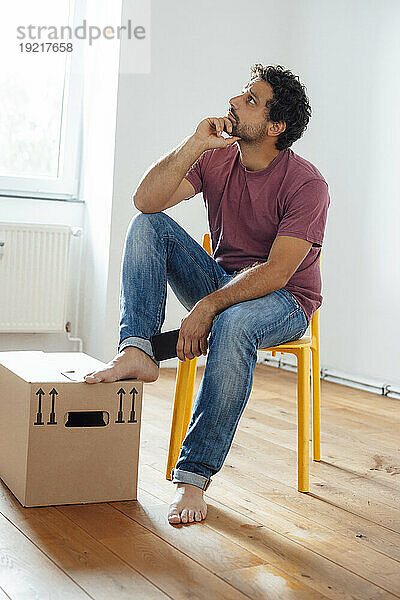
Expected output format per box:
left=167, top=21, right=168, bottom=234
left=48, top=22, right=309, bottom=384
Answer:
left=83, top=347, right=159, bottom=384
left=168, top=483, right=207, bottom=525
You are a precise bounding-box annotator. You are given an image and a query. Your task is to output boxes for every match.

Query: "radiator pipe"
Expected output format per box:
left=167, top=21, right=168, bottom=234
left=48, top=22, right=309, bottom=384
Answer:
left=261, top=354, right=400, bottom=400
left=66, top=226, right=83, bottom=352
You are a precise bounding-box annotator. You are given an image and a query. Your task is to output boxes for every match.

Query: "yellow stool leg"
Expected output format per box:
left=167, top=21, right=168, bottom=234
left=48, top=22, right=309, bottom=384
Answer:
left=166, top=357, right=198, bottom=480
left=312, top=346, right=321, bottom=462
left=297, top=347, right=310, bottom=492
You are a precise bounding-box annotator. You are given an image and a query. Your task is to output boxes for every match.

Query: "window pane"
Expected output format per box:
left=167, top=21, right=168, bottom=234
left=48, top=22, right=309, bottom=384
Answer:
left=0, top=0, right=72, bottom=179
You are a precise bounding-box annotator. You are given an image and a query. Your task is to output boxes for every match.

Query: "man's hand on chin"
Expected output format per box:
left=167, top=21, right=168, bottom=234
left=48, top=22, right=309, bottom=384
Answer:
left=193, top=116, right=240, bottom=151
left=176, top=298, right=217, bottom=362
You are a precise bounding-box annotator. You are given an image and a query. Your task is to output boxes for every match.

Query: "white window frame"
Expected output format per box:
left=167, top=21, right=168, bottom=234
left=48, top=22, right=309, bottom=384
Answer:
left=0, top=0, right=85, bottom=201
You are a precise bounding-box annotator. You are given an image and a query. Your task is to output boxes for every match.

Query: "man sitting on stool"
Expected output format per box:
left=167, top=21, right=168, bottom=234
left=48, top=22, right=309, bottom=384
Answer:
left=84, top=63, right=330, bottom=526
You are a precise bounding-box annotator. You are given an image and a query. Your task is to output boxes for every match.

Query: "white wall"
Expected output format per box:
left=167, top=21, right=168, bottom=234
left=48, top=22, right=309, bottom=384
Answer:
left=287, top=0, right=400, bottom=387
left=1, top=0, right=399, bottom=393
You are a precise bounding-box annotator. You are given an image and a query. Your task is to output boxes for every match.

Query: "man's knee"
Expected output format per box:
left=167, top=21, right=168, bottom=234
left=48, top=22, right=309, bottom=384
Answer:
left=127, top=211, right=170, bottom=240
left=130, top=210, right=168, bottom=227
left=211, top=305, right=253, bottom=343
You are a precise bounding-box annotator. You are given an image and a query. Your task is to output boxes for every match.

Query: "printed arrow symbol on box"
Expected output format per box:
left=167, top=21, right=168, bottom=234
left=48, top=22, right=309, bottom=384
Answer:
left=48, top=388, right=58, bottom=425
left=34, top=388, right=45, bottom=425
left=49, top=388, right=58, bottom=413
left=35, top=388, right=45, bottom=411
left=36, top=387, right=45, bottom=401
left=116, top=388, right=125, bottom=423
left=128, top=387, right=138, bottom=423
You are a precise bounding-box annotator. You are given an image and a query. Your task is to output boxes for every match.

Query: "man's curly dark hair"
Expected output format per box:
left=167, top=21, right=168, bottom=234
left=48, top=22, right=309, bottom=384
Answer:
left=250, top=63, right=312, bottom=151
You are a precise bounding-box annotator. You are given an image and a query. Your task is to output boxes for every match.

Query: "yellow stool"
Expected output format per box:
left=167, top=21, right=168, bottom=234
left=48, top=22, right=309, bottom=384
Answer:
left=166, top=233, right=321, bottom=493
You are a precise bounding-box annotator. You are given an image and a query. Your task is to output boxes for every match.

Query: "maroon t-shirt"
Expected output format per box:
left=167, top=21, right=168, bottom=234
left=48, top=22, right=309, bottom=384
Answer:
left=184, top=143, right=330, bottom=326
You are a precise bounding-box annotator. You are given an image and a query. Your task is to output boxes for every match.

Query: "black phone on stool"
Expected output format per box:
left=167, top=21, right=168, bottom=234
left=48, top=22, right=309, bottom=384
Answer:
left=150, top=329, right=180, bottom=361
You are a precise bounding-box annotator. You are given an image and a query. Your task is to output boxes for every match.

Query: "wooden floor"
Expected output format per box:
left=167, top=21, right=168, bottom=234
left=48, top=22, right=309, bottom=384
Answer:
left=1, top=364, right=400, bottom=600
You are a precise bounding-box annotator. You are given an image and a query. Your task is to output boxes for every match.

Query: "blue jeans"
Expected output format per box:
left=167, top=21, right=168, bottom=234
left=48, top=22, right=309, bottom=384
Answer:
left=118, top=212, right=308, bottom=491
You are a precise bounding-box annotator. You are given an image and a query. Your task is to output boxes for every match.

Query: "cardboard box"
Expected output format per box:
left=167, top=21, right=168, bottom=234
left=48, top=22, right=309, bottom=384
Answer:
left=0, top=351, right=143, bottom=507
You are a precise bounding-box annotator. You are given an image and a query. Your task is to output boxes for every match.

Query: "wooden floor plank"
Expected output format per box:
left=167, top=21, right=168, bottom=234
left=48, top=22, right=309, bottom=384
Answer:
left=150, top=366, right=400, bottom=456
left=111, top=497, right=266, bottom=575
left=238, top=405, right=400, bottom=483
left=227, top=439, right=400, bottom=530
left=145, top=386, right=400, bottom=502
left=221, top=563, right=335, bottom=600
left=142, top=409, right=400, bottom=535
left=139, top=438, right=400, bottom=600
left=0, top=484, right=170, bottom=599
left=58, top=502, right=253, bottom=600
left=142, top=402, right=400, bottom=534
left=139, top=465, right=396, bottom=600
left=246, top=393, right=400, bottom=472
left=221, top=430, right=400, bottom=561
left=1, top=363, right=398, bottom=600
left=0, top=512, right=92, bottom=600
left=143, top=379, right=400, bottom=517
left=112, top=489, right=330, bottom=600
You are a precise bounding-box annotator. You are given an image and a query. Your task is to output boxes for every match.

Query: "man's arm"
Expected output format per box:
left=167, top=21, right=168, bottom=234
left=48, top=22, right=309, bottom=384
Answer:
left=176, top=235, right=313, bottom=361
left=202, top=235, right=313, bottom=316
left=133, top=117, right=240, bottom=213
left=133, top=135, right=203, bottom=212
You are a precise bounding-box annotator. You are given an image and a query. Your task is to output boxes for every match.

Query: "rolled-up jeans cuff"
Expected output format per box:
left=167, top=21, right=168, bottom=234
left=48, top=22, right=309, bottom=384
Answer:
left=118, top=336, right=160, bottom=367
left=171, top=467, right=212, bottom=491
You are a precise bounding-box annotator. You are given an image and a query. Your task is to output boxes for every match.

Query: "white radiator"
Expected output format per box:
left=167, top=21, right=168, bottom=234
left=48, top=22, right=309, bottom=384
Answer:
left=0, top=222, right=79, bottom=333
